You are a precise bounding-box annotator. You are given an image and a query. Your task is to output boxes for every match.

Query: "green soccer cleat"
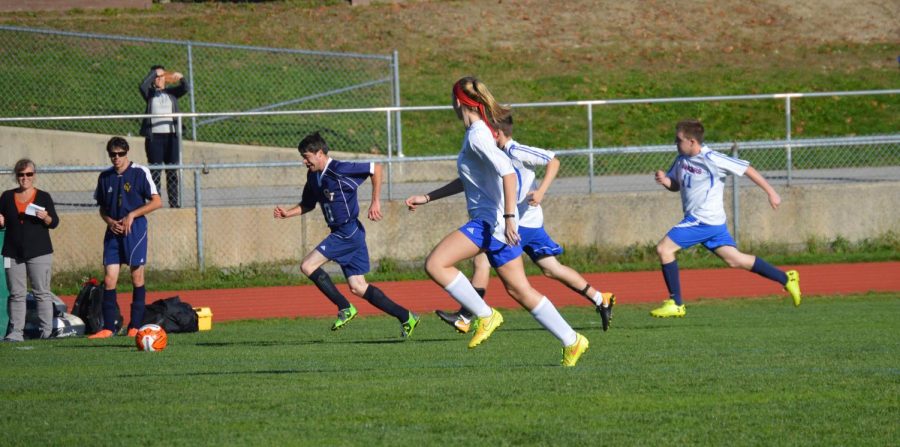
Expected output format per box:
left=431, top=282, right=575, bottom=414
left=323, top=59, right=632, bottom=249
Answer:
left=785, top=270, right=802, bottom=307
left=468, top=308, right=503, bottom=349
left=401, top=312, right=420, bottom=339
left=562, top=333, right=590, bottom=367
left=331, top=305, right=358, bottom=331
left=650, top=299, right=686, bottom=318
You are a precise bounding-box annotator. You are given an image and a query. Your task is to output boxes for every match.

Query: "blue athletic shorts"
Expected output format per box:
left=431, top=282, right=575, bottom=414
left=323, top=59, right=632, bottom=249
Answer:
left=103, top=218, right=149, bottom=267
left=666, top=216, right=736, bottom=251
left=519, top=226, right=563, bottom=262
left=316, top=220, right=370, bottom=277
left=459, top=220, right=523, bottom=268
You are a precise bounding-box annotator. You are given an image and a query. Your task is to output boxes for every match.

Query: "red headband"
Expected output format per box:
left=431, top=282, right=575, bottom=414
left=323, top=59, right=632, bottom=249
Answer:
left=454, top=82, right=497, bottom=137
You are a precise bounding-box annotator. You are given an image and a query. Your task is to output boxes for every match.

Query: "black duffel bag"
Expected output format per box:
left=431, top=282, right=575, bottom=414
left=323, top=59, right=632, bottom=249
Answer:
left=142, top=296, right=199, bottom=333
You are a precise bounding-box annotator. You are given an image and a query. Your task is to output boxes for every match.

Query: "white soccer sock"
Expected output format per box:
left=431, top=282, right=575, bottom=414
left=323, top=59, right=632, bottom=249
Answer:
left=530, top=297, right=578, bottom=346
left=590, top=290, right=603, bottom=306
left=445, top=271, right=492, bottom=318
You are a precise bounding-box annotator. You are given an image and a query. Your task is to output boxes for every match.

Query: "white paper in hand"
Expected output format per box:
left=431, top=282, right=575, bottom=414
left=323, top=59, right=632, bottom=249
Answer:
left=25, top=203, right=45, bottom=216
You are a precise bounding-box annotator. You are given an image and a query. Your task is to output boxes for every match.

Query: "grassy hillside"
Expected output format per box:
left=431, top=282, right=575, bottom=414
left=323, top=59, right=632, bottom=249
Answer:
left=1, top=0, right=897, bottom=154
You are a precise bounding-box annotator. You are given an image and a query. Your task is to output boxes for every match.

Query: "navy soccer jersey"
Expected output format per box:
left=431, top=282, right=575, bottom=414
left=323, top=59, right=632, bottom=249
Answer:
left=94, top=162, right=158, bottom=220
left=94, top=162, right=158, bottom=266
left=300, top=158, right=374, bottom=229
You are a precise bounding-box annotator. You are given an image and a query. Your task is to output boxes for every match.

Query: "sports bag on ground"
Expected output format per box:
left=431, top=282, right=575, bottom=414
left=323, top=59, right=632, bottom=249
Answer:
left=24, top=292, right=86, bottom=338
left=71, top=279, right=123, bottom=335
left=142, top=296, right=199, bottom=333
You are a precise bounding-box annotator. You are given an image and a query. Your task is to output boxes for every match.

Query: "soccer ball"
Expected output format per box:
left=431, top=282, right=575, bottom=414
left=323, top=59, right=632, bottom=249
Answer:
left=135, top=324, right=168, bottom=352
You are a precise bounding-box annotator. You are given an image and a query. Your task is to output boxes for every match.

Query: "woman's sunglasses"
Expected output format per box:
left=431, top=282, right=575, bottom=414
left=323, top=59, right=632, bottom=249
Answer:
left=16, top=172, right=35, bottom=178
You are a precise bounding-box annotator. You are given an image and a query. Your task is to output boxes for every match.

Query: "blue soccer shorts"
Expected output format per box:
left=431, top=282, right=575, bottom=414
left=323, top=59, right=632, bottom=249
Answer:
left=103, top=219, right=149, bottom=267
left=458, top=220, right=523, bottom=268
left=316, top=220, right=370, bottom=277
left=519, top=225, right=564, bottom=262
left=666, top=215, right=736, bottom=251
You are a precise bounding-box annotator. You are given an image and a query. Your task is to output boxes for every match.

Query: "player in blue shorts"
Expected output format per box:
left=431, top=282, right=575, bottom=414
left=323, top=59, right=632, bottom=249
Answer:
left=434, top=115, right=616, bottom=332
left=405, top=77, right=589, bottom=367
left=651, top=119, right=802, bottom=318
left=89, top=136, right=162, bottom=339
left=274, top=132, right=419, bottom=338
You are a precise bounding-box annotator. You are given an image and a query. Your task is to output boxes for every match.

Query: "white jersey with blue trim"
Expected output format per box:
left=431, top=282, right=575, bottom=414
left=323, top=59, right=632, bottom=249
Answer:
left=666, top=145, right=749, bottom=225
left=457, top=120, right=517, bottom=242
left=504, top=138, right=555, bottom=228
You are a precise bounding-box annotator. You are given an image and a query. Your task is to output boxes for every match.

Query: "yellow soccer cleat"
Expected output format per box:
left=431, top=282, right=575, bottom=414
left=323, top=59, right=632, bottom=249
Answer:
left=650, top=299, right=686, bottom=318
left=785, top=270, right=801, bottom=307
left=468, top=308, right=503, bottom=349
left=561, top=333, right=590, bottom=367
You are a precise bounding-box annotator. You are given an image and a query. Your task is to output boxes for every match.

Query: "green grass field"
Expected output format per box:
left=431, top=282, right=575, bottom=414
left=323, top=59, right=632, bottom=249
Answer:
left=2, top=293, right=897, bottom=445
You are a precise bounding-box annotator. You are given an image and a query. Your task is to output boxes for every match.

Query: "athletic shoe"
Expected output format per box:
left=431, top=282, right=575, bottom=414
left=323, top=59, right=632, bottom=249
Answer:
left=650, top=299, right=686, bottom=318
left=331, top=305, right=358, bottom=331
left=595, top=292, right=616, bottom=332
left=468, top=308, right=503, bottom=349
left=561, top=333, right=590, bottom=367
left=88, top=329, right=114, bottom=339
left=401, top=313, right=420, bottom=338
left=435, top=309, right=471, bottom=334
left=127, top=328, right=138, bottom=337
left=785, top=270, right=801, bottom=307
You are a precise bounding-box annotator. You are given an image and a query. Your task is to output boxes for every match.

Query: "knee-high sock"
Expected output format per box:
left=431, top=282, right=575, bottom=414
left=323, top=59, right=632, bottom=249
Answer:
left=751, top=257, right=788, bottom=285
left=362, top=285, right=410, bottom=321
left=102, top=289, right=118, bottom=331
left=457, top=288, right=484, bottom=320
left=308, top=268, right=351, bottom=310
left=661, top=261, right=683, bottom=305
left=130, top=286, right=146, bottom=329
left=530, top=297, right=578, bottom=346
left=445, top=271, right=492, bottom=318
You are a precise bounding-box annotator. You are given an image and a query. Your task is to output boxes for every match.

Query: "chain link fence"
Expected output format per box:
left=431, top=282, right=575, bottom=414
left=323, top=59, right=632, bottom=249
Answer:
left=0, top=25, right=399, bottom=154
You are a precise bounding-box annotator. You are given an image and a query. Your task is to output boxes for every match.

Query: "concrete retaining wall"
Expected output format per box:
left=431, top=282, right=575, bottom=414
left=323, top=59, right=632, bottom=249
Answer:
left=46, top=181, right=900, bottom=272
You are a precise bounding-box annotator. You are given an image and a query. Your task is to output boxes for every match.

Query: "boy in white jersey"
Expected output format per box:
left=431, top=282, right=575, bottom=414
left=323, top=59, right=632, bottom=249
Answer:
left=435, top=115, right=616, bottom=332
left=651, top=119, right=801, bottom=318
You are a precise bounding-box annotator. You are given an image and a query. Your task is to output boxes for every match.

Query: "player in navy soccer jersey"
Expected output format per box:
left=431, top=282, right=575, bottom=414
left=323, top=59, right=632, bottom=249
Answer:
left=650, top=119, right=802, bottom=318
left=405, top=77, right=589, bottom=367
left=434, top=115, right=616, bottom=333
left=274, top=132, right=419, bottom=338
left=89, top=137, right=162, bottom=339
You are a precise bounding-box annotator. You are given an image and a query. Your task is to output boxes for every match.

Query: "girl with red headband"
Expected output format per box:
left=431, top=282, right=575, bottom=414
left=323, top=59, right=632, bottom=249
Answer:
left=406, top=77, right=590, bottom=367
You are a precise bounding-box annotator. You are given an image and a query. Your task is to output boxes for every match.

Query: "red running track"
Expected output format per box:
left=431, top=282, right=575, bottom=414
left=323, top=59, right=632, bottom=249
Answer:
left=59, top=262, right=900, bottom=324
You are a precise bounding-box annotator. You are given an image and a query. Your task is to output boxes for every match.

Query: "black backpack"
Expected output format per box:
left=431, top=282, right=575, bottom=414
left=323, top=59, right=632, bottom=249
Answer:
left=142, top=296, right=199, bottom=333
left=71, top=279, right=123, bottom=335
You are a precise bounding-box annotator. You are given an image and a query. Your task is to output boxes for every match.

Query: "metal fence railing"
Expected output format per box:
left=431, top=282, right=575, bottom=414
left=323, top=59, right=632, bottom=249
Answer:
left=1, top=89, right=898, bottom=271
left=0, top=25, right=401, bottom=154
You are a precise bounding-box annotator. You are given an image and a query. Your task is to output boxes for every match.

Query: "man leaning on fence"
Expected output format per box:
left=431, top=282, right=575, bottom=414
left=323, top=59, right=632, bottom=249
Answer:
left=139, top=65, right=190, bottom=208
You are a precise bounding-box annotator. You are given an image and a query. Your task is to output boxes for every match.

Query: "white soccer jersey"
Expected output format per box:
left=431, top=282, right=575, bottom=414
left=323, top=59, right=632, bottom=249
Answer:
left=457, top=120, right=517, bottom=242
left=504, top=139, right=555, bottom=229
left=666, top=145, right=750, bottom=225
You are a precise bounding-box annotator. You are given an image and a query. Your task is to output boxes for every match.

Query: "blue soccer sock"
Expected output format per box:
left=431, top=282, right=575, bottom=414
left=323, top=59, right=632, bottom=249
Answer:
left=102, top=288, right=118, bottom=331
left=362, top=285, right=409, bottom=322
left=130, top=285, right=146, bottom=329
left=661, top=261, right=683, bottom=305
left=308, top=268, right=352, bottom=310
left=751, top=257, right=788, bottom=285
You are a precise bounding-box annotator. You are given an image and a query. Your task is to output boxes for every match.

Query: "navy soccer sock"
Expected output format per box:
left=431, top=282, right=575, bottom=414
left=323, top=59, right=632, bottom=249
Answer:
left=130, top=286, right=146, bottom=329
left=751, top=257, right=788, bottom=285
left=661, top=261, right=683, bottom=305
left=102, top=289, right=118, bottom=331
left=308, top=268, right=352, bottom=310
left=362, top=285, right=409, bottom=321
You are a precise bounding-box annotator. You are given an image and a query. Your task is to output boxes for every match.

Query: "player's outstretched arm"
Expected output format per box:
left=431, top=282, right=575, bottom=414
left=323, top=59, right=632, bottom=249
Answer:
left=405, top=178, right=464, bottom=211
left=274, top=204, right=306, bottom=219
left=744, top=166, right=781, bottom=209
